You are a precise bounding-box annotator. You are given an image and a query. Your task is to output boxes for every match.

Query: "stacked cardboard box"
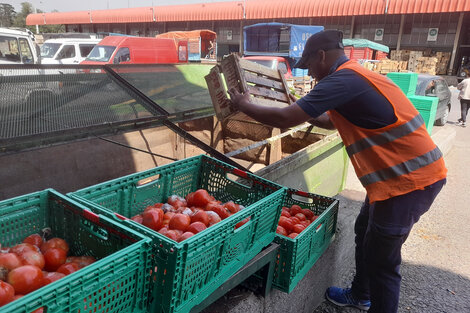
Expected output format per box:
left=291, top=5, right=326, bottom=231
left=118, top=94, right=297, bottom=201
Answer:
left=415, top=57, right=439, bottom=75
left=390, top=50, right=451, bottom=75
left=435, top=52, right=451, bottom=75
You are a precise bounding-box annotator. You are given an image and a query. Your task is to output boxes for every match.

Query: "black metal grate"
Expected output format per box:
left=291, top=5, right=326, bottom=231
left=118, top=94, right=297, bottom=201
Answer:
left=0, top=65, right=160, bottom=139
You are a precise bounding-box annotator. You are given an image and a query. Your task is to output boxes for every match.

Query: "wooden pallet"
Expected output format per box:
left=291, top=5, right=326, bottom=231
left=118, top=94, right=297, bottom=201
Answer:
left=205, top=54, right=293, bottom=121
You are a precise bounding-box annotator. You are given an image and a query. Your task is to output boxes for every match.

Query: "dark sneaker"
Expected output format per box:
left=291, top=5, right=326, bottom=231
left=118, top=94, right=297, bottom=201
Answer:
left=325, top=287, right=371, bottom=311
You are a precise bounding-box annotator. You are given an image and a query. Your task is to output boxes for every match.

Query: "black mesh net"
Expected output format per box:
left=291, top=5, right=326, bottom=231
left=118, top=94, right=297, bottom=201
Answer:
left=0, top=64, right=214, bottom=150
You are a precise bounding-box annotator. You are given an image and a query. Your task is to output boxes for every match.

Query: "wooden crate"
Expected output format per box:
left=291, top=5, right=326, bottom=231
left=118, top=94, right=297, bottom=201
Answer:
left=205, top=54, right=292, bottom=121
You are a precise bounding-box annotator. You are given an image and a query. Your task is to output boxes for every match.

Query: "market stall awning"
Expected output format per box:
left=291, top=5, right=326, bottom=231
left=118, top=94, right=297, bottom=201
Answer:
left=343, top=38, right=390, bottom=53
left=27, top=0, right=470, bottom=26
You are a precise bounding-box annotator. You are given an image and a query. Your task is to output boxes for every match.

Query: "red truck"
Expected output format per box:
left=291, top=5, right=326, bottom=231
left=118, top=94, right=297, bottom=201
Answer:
left=81, top=36, right=188, bottom=65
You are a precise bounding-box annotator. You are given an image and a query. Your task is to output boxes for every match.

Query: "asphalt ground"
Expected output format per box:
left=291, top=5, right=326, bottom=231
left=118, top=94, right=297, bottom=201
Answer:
left=313, top=87, right=470, bottom=313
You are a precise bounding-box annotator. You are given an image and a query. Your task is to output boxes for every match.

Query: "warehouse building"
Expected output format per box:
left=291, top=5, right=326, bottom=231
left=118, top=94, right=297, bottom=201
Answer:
left=26, top=0, right=470, bottom=76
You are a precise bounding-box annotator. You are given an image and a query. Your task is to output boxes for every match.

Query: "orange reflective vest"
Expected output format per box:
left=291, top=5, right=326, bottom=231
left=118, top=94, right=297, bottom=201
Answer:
left=328, top=60, right=447, bottom=203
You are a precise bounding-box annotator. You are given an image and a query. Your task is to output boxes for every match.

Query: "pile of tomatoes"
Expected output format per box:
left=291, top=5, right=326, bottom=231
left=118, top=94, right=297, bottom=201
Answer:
left=0, top=233, right=95, bottom=310
left=130, top=189, right=248, bottom=243
left=276, top=205, right=319, bottom=239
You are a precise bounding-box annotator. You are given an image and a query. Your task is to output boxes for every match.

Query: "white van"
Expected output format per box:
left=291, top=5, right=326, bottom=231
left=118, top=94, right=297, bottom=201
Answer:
left=40, top=38, right=100, bottom=64
left=0, top=27, right=40, bottom=64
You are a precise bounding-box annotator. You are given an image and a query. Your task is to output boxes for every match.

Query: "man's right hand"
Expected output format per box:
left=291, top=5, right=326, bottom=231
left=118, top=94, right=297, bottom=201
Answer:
left=227, top=88, right=251, bottom=112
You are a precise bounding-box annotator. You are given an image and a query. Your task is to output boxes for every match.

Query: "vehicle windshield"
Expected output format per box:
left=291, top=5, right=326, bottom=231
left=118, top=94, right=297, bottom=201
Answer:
left=85, top=45, right=116, bottom=62
left=40, top=43, right=61, bottom=58
left=246, top=59, right=276, bottom=69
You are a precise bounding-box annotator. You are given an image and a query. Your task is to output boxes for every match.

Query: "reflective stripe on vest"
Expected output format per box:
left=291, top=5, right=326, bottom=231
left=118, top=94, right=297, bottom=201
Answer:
left=359, top=146, right=443, bottom=186
left=346, top=114, right=425, bottom=156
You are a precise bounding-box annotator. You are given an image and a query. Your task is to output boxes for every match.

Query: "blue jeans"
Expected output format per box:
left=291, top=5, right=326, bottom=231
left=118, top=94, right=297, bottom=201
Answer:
left=351, top=179, right=446, bottom=313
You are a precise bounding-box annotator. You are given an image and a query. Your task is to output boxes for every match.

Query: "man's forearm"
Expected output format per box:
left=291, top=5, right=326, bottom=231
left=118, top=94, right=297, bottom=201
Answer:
left=308, top=113, right=336, bottom=130
left=239, top=103, right=285, bottom=128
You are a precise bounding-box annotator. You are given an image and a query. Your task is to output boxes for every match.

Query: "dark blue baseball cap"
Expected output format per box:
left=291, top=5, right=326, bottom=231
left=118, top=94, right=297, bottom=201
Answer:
left=295, top=30, right=344, bottom=69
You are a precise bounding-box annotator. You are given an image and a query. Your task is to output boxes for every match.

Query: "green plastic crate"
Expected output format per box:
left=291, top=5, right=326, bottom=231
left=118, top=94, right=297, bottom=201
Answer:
left=387, top=72, right=418, bottom=95
left=70, top=154, right=286, bottom=313
left=0, top=189, right=152, bottom=313
left=273, top=189, right=339, bottom=293
left=408, top=95, right=438, bottom=134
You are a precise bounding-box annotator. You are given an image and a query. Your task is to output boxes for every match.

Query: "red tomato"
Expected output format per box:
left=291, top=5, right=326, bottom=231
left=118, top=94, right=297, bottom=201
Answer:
left=300, top=220, right=311, bottom=227
left=44, top=248, right=67, bottom=272
left=281, top=210, right=291, bottom=218
left=206, top=211, right=222, bottom=226
left=7, top=265, right=43, bottom=295
left=224, top=201, right=240, bottom=214
left=186, top=189, right=212, bottom=208
left=294, top=213, right=306, bottom=221
left=10, top=243, right=39, bottom=256
left=301, top=209, right=314, bottom=220
left=65, top=256, right=95, bottom=269
left=191, top=210, right=210, bottom=226
left=293, top=224, right=306, bottom=234
left=12, top=294, right=23, bottom=301
left=167, top=195, right=187, bottom=208
left=30, top=308, right=44, bottom=313
left=158, top=227, right=169, bottom=236
left=18, top=250, right=45, bottom=270
left=290, top=217, right=301, bottom=225
left=23, top=234, right=43, bottom=247
left=278, top=216, right=295, bottom=233
left=40, top=238, right=69, bottom=255
left=42, top=271, right=65, bottom=285
left=165, top=230, right=179, bottom=241
left=57, top=262, right=80, bottom=276
left=142, top=209, right=164, bottom=231
left=0, top=281, right=14, bottom=306
left=276, top=225, right=288, bottom=236
left=169, top=213, right=191, bottom=232
left=211, top=204, right=230, bottom=220
left=235, top=217, right=250, bottom=229
left=162, top=212, right=176, bottom=227
left=205, top=201, right=221, bottom=212
left=130, top=215, right=143, bottom=224
left=177, top=232, right=195, bottom=242
left=290, top=205, right=302, bottom=216
left=288, top=233, right=299, bottom=239
left=187, top=222, right=207, bottom=234
left=0, top=253, right=22, bottom=271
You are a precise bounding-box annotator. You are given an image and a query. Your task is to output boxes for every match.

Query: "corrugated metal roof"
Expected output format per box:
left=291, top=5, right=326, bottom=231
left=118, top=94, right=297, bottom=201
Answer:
left=92, top=7, right=155, bottom=23
left=387, top=0, right=470, bottom=14
left=246, top=0, right=385, bottom=18
left=156, top=2, right=243, bottom=21
left=26, top=11, right=91, bottom=25
left=26, top=0, right=470, bottom=26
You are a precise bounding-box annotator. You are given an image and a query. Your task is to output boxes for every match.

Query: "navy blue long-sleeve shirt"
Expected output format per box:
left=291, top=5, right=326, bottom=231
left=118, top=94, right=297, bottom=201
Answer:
left=296, top=55, right=398, bottom=129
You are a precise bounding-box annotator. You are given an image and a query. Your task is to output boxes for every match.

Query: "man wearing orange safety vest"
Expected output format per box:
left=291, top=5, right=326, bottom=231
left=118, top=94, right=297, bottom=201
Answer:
left=228, top=30, right=447, bottom=313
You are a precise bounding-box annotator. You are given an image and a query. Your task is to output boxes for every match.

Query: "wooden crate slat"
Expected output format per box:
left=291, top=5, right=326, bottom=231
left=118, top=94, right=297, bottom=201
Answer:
left=204, top=66, right=235, bottom=120
left=247, top=85, right=289, bottom=102
left=238, top=58, right=282, bottom=81
left=250, top=96, right=289, bottom=108
left=245, top=72, right=285, bottom=90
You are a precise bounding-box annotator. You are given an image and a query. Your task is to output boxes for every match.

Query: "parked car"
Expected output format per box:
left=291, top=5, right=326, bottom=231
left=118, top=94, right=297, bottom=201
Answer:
left=242, top=55, right=293, bottom=78
left=415, top=74, right=452, bottom=126
left=40, top=38, right=100, bottom=64
left=81, top=36, right=188, bottom=65
left=0, top=27, right=40, bottom=64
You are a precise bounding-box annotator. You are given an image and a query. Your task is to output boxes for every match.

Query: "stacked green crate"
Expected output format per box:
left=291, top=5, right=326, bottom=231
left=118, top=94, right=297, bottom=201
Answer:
left=408, top=95, right=438, bottom=134
left=386, top=72, right=418, bottom=95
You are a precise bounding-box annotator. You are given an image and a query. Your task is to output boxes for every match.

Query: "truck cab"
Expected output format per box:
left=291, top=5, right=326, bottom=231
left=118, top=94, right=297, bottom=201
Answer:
left=0, top=27, right=40, bottom=64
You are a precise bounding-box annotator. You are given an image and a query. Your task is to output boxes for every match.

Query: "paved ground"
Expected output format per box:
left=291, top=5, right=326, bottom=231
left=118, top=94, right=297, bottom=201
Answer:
left=313, top=87, right=470, bottom=313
